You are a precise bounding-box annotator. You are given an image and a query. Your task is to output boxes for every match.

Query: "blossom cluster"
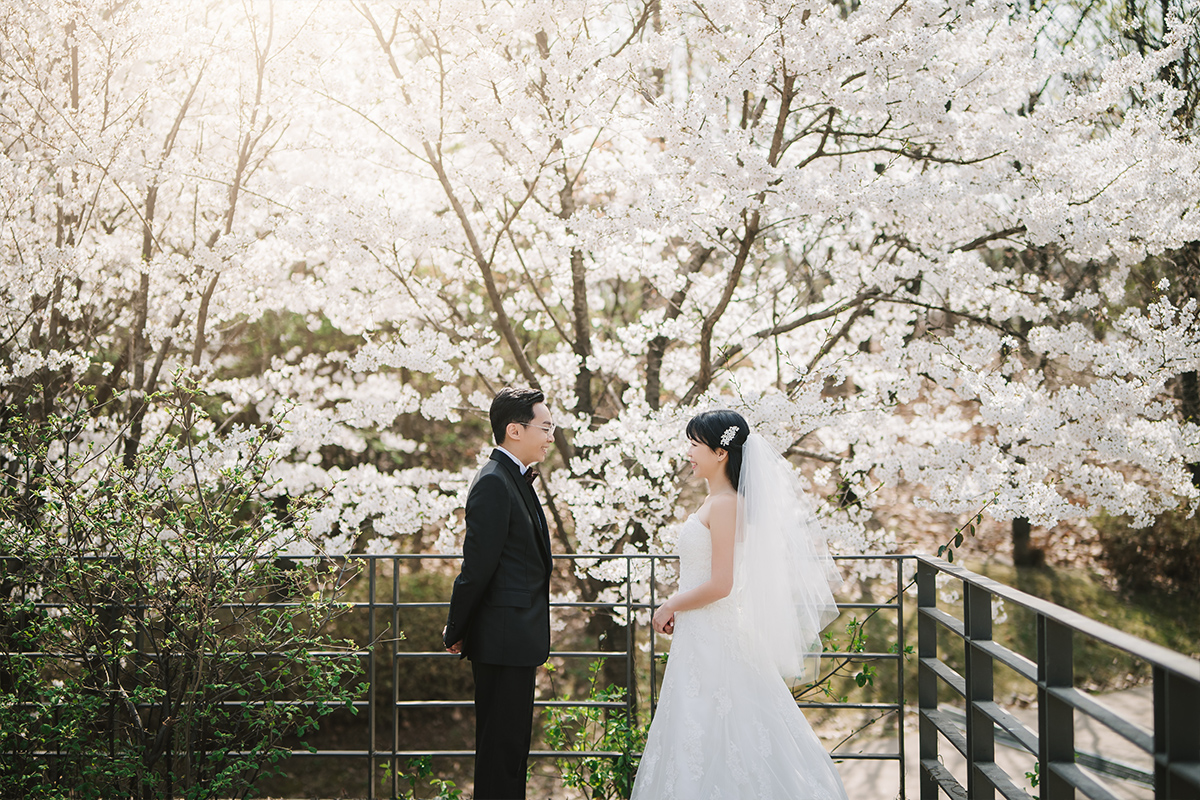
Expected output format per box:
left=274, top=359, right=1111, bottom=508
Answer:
left=2, top=0, right=1197, bottom=612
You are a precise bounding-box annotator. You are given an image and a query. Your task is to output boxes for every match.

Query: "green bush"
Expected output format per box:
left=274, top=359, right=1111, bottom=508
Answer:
left=0, top=388, right=363, bottom=800
left=1094, top=510, right=1200, bottom=598
left=544, top=661, right=648, bottom=800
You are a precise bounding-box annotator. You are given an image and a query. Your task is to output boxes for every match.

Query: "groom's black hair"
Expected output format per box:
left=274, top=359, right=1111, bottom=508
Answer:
left=490, top=387, right=546, bottom=445
left=686, top=409, right=749, bottom=490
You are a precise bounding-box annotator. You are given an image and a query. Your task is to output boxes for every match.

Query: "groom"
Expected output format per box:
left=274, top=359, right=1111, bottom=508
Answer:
left=443, top=387, right=554, bottom=799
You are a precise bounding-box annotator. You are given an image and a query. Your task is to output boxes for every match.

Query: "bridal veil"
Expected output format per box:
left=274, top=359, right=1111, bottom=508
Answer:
left=733, top=433, right=842, bottom=682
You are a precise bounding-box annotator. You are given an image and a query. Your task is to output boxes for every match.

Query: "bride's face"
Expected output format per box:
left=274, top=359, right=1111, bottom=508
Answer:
left=686, top=438, right=725, bottom=482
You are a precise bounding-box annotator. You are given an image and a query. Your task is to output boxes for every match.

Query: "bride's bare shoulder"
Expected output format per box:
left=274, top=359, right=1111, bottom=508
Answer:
left=707, top=492, right=736, bottom=513
left=705, top=493, right=737, bottom=535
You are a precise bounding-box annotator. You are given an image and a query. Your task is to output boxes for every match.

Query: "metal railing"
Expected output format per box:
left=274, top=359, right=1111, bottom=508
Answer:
left=10, top=549, right=1200, bottom=799
left=916, top=555, right=1200, bottom=800
left=1, top=551, right=909, bottom=798
left=359, top=552, right=908, bottom=798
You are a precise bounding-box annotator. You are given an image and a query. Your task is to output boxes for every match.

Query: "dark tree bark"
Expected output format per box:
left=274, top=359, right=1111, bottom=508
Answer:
left=1012, top=517, right=1044, bottom=567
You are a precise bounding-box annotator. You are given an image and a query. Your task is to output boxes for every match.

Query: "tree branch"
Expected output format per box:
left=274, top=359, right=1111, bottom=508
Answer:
left=952, top=225, right=1027, bottom=252
left=646, top=244, right=713, bottom=409
left=710, top=288, right=883, bottom=373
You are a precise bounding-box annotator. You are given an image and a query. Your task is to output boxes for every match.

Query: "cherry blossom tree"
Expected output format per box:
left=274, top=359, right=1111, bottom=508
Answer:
left=3, top=0, right=1198, bottom=593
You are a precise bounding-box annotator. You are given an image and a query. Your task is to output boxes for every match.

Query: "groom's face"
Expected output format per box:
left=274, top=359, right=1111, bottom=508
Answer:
left=505, top=402, right=554, bottom=466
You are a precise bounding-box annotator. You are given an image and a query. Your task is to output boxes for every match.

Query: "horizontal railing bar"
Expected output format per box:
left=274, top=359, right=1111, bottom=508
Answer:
left=918, top=606, right=966, bottom=638
left=388, top=649, right=903, bottom=661
left=1, top=650, right=370, bottom=659
left=537, top=650, right=629, bottom=659
left=20, top=749, right=380, bottom=759
left=917, top=556, right=1200, bottom=680
left=15, top=747, right=703, bottom=761
left=921, top=708, right=968, bottom=759
left=1165, top=760, right=1200, bottom=789
left=974, top=639, right=1038, bottom=683
left=839, top=555, right=911, bottom=561
left=975, top=760, right=1035, bottom=800
left=1047, top=687, right=1153, bottom=754
left=1047, top=762, right=1123, bottom=800
left=2, top=697, right=899, bottom=714
left=920, top=656, right=966, bottom=698
left=0, top=647, right=899, bottom=661
left=819, top=651, right=900, bottom=659
left=218, top=699, right=367, bottom=708
left=974, top=702, right=1038, bottom=755
left=15, top=598, right=892, bottom=612
left=18, top=747, right=707, bottom=762
left=1, top=552, right=910, bottom=563
left=11, top=746, right=894, bottom=764
left=795, top=702, right=902, bottom=710
left=13, top=601, right=652, bottom=614
left=1078, top=753, right=1152, bottom=787
left=829, top=752, right=902, bottom=760
left=395, top=650, right=628, bottom=659
left=383, top=749, right=906, bottom=761
left=15, top=600, right=634, bottom=611
left=391, top=750, right=625, bottom=759
left=921, top=758, right=969, bottom=800
left=5, top=700, right=371, bottom=711
left=391, top=700, right=627, bottom=709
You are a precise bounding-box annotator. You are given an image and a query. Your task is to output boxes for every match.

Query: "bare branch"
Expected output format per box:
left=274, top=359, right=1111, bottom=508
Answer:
left=952, top=225, right=1027, bottom=252
left=598, top=0, right=656, bottom=65
left=711, top=288, right=884, bottom=373
left=646, top=244, right=714, bottom=409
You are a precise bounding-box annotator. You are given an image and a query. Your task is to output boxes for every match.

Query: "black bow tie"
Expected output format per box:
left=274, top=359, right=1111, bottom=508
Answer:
left=524, top=467, right=539, bottom=486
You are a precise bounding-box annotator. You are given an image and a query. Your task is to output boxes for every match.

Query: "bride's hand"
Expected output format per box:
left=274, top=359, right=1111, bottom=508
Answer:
left=652, top=602, right=676, bottom=635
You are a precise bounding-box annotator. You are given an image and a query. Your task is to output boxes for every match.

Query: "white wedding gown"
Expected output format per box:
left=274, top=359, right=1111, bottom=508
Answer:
left=631, top=515, right=849, bottom=800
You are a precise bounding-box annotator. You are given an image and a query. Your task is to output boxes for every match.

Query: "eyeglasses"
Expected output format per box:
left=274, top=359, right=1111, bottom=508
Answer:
left=519, top=421, right=556, bottom=437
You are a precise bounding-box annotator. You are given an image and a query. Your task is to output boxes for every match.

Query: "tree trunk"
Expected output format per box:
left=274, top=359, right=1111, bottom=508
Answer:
left=1181, top=370, right=1199, bottom=488
left=1012, top=516, right=1043, bottom=566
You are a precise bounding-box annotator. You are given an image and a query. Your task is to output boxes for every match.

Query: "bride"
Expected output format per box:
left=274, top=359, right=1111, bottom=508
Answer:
left=630, top=410, right=849, bottom=800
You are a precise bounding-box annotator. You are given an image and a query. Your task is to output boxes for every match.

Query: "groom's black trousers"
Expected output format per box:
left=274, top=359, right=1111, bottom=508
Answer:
left=471, top=660, right=537, bottom=800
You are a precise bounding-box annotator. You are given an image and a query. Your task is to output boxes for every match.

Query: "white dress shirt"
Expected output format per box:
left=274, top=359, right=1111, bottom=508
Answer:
left=496, top=445, right=530, bottom=475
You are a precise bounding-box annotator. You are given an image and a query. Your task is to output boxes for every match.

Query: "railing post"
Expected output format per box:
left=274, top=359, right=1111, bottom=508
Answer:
left=897, top=557, right=907, bottom=800
left=964, top=581, right=996, bottom=799
left=1038, top=615, right=1074, bottom=799
left=625, top=556, right=635, bottom=728
left=917, top=559, right=939, bottom=800
left=1154, top=665, right=1200, bottom=800
left=649, top=556, right=659, bottom=714
left=392, top=556, right=402, bottom=800
left=367, top=557, right=377, bottom=800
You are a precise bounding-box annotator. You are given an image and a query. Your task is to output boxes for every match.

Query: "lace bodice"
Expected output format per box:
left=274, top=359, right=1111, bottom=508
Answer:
left=676, top=514, right=737, bottom=618
left=676, top=514, right=712, bottom=592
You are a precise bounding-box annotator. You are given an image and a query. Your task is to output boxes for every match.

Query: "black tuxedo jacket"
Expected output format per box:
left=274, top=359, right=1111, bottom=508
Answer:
left=443, top=450, right=552, bottom=666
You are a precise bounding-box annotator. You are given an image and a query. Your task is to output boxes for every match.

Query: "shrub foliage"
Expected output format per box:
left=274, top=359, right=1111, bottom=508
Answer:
left=1096, top=511, right=1200, bottom=598
left=0, top=387, right=363, bottom=800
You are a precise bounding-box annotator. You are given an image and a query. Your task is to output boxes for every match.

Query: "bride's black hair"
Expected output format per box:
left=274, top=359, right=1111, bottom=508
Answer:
left=686, top=409, right=750, bottom=490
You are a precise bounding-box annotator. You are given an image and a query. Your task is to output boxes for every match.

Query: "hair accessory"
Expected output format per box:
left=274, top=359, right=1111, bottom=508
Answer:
left=720, top=426, right=739, bottom=447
